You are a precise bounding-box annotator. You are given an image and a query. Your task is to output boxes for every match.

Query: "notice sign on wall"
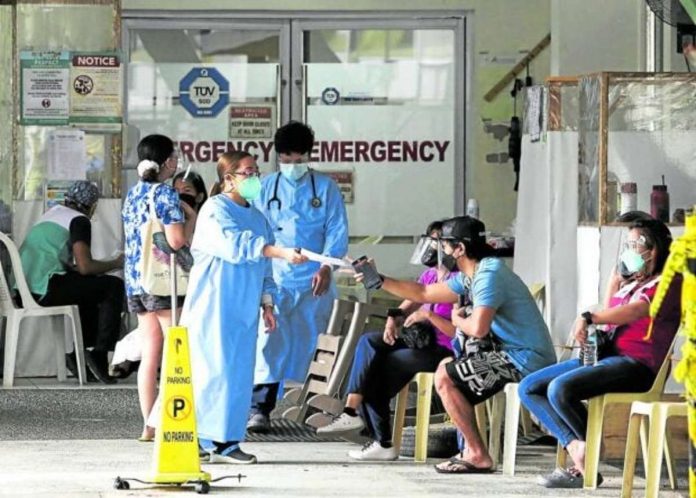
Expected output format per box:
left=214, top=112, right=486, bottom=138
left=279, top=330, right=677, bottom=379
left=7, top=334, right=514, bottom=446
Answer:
left=20, top=51, right=70, bottom=125
left=326, top=171, right=354, bottom=204
left=69, top=53, right=123, bottom=126
left=20, top=51, right=122, bottom=128
left=229, top=105, right=274, bottom=139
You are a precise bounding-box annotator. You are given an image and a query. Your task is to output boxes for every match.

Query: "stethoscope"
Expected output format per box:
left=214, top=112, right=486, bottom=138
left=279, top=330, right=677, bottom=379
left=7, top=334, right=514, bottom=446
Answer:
left=267, top=170, right=322, bottom=210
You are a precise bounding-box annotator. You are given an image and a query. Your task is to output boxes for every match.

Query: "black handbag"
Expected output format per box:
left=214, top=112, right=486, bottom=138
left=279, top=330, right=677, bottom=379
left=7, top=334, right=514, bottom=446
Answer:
left=400, top=321, right=437, bottom=350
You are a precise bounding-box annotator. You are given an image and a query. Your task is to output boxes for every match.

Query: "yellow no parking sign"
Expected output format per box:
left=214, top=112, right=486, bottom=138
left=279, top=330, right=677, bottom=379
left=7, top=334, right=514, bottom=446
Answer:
left=151, top=326, right=210, bottom=484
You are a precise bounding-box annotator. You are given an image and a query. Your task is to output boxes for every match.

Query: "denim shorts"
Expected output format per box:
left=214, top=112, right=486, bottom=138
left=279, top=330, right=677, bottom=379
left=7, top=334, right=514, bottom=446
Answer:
left=127, top=293, right=185, bottom=313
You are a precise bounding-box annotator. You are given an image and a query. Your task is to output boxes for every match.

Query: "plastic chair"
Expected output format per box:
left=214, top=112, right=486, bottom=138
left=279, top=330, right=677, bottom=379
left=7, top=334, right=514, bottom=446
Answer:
left=392, top=372, right=435, bottom=462
left=621, top=400, right=686, bottom=498
left=554, top=333, right=681, bottom=489
left=0, top=232, right=86, bottom=387
left=501, top=329, right=579, bottom=475
left=487, top=282, right=552, bottom=475
left=392, top=371, right=495, bottom=463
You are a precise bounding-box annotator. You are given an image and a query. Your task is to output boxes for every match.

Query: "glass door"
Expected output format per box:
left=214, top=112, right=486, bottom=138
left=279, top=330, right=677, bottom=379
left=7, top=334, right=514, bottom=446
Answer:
left=294, top=20, right=465, bottom=277
left=123, top=20, right=290, bottom=190
left=122, top=15, right=466, bottom=279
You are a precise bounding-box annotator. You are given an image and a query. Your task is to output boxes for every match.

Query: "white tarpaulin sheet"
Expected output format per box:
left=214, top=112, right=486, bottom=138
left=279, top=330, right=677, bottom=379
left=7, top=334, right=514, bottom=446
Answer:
left=514, top=132, right=579, bottom=348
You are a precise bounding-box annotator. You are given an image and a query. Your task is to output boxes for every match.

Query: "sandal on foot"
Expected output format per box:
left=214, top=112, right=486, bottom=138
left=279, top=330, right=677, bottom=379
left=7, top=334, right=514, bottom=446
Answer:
left=434, top=456, right=494, bottom=474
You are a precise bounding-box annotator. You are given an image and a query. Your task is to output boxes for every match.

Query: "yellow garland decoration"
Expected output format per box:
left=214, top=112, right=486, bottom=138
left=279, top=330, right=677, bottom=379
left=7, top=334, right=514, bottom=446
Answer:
left=649, top=209, right=696, bottom=496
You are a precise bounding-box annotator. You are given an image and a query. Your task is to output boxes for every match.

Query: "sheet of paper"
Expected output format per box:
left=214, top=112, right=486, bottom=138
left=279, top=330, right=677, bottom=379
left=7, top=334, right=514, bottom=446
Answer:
left=47, top=129, right=87, bottom=180
left=300, top=248, right=352, bottom=268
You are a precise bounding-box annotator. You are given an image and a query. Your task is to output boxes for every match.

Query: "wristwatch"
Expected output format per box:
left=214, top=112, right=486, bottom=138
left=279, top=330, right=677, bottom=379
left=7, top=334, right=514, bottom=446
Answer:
left=387, top=308, right=405, bottom=318
left=581, top=311, right=593, bottom=326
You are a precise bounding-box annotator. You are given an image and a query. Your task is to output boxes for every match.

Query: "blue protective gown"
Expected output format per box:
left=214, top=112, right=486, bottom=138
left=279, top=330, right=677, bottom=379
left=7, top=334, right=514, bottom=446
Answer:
left=182, top=195, right=276, bottom=443
left=253, top=171, right=348, bottom=384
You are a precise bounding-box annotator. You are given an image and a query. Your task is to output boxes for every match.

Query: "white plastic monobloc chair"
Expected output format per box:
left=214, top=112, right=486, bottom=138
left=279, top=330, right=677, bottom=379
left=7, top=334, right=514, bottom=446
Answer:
left=0, top=231, right=86, bottom=387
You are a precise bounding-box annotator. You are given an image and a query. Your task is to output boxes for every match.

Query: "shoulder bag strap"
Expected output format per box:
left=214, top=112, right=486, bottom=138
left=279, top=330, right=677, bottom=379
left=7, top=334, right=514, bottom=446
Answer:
left=147, top=183, right=161, bottom=220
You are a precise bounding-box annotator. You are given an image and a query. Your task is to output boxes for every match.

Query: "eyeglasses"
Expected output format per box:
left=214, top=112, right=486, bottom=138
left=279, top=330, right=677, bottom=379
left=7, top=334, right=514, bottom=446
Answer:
left=277, top=154, right=310, bottom=165
left=233, top=170, right=261, bottom=178
left=623, top=236, right=649, bottom=251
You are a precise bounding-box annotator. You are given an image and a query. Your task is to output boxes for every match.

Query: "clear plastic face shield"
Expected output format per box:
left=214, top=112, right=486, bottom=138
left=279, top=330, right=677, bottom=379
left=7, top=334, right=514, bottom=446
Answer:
left=174, top=146, right=188, bottom=174
left=617, top=232, right=651, bottom=279
left=409, top=235, right=440, bottom=267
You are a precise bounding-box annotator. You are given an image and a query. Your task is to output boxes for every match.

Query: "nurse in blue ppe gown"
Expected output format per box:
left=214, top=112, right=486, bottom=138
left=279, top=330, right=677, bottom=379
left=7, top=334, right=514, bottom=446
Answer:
left=249, top=121, right=349, bottom=432
left=183, top=151, right=308, bottom=464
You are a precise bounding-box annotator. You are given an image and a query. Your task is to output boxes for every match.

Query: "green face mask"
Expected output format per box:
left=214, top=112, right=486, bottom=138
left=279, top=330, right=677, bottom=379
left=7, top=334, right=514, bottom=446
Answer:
left=237, top=176, right=262, bottom=201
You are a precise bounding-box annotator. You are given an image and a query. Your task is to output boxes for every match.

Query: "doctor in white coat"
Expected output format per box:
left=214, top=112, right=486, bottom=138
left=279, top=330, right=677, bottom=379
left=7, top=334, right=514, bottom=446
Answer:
left=248, top=121, right=349, bottom=432
left=184, top=151, right=307, bottom=464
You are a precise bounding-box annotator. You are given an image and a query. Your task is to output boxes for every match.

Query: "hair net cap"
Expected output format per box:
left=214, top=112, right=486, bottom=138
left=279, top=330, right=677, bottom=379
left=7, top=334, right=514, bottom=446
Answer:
left=65, top=181, right=99, bottom=209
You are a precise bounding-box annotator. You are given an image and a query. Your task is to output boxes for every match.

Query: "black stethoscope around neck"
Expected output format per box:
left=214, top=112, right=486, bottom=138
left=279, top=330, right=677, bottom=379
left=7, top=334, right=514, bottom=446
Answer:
left=267, top=170, right=322, bottom=210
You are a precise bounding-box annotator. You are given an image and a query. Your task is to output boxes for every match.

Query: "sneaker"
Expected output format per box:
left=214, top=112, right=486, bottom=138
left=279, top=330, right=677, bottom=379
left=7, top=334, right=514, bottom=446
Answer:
left=209, top=446, right=257, bottom=465
left=246, top=413, right=271, bottom=434
left=316, top=413, right=365, bottom=436
left=348, top=441, right=398, bottom=461
left=537, top=467, right=603, bottom=488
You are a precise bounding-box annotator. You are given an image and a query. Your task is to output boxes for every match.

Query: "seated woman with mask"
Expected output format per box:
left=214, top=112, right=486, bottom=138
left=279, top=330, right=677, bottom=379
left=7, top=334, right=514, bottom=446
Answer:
left=317, top=220, right=458, bottom=461
left=518, top=218, right=682, bottom=488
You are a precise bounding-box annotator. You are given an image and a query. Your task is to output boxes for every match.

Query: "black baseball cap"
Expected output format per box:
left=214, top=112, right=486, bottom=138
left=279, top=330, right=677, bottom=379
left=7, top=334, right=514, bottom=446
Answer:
left=440, top=216, right=496, bottom=256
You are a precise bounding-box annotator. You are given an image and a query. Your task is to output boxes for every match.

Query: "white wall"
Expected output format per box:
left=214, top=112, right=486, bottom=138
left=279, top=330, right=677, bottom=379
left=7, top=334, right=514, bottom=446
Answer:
left=551, top=0, right=646, bottom=75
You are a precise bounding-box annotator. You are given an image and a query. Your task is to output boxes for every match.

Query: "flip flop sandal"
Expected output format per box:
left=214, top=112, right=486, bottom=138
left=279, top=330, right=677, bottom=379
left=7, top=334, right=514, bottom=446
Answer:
left=137, top=436, right=154, bottom=442
left=434, top=457, right=494, bottom=474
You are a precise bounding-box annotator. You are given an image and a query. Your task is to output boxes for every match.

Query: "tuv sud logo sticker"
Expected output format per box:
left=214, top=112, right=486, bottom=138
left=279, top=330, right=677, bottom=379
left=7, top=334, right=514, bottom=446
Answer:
left=179, top=67, right=229, bottom=118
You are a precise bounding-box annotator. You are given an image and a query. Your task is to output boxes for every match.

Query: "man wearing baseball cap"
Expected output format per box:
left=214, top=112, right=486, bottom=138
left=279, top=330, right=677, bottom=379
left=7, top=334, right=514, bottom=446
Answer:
left=355, top=215, right=555, bottom=473
left=18, top=180, right=124, bottom=383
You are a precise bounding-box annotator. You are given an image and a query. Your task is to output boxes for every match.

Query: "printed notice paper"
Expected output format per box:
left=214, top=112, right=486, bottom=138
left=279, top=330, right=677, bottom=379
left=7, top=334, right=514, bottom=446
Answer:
left=20, top=51, right=70, bottom=125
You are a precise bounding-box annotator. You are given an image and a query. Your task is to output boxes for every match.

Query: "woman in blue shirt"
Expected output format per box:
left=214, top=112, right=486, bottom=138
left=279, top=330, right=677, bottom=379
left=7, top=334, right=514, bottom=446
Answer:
left=122, top=134, right=197, bottom=441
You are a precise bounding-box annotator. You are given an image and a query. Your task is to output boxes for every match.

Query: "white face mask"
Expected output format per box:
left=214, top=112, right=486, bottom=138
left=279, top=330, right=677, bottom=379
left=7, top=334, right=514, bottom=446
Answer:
left=279, top=163, right=309, bottom=182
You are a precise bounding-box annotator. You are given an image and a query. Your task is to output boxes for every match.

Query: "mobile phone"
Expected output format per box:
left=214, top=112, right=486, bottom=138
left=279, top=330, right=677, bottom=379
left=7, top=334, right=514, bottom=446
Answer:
left=352, top=255, right=383, bottom=290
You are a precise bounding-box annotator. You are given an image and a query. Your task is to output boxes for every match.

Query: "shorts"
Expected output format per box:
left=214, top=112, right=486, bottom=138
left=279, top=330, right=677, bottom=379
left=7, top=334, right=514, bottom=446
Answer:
left=127, top=294, right=185, bottom=313
left=445, top=350, right=521, bottom=405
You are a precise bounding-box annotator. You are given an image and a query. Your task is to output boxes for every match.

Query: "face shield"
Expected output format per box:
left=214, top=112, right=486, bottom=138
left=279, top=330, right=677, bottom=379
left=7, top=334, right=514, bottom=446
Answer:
left=175, top=146, right=188, bottom=174
left=409, top=235, right=439, bottom=267
left=617, top=233, right=650, bottom=279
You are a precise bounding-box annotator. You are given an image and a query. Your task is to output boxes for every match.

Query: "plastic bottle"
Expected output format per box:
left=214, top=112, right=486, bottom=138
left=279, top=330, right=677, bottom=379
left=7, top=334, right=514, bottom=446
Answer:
left=466, top=198, right=479, bottom=219
left=650, top=178, right=670, bottom=223
left=620, top=182, right=637, bottom=215
left=583, top=325, right=598, bottom=367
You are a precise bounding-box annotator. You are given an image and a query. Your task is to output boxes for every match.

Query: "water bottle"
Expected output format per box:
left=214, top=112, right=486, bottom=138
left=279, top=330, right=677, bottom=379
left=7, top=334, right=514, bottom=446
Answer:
left=466, top=198, right=479, bottom=219
left=583, top=325, right=598, bottom=367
